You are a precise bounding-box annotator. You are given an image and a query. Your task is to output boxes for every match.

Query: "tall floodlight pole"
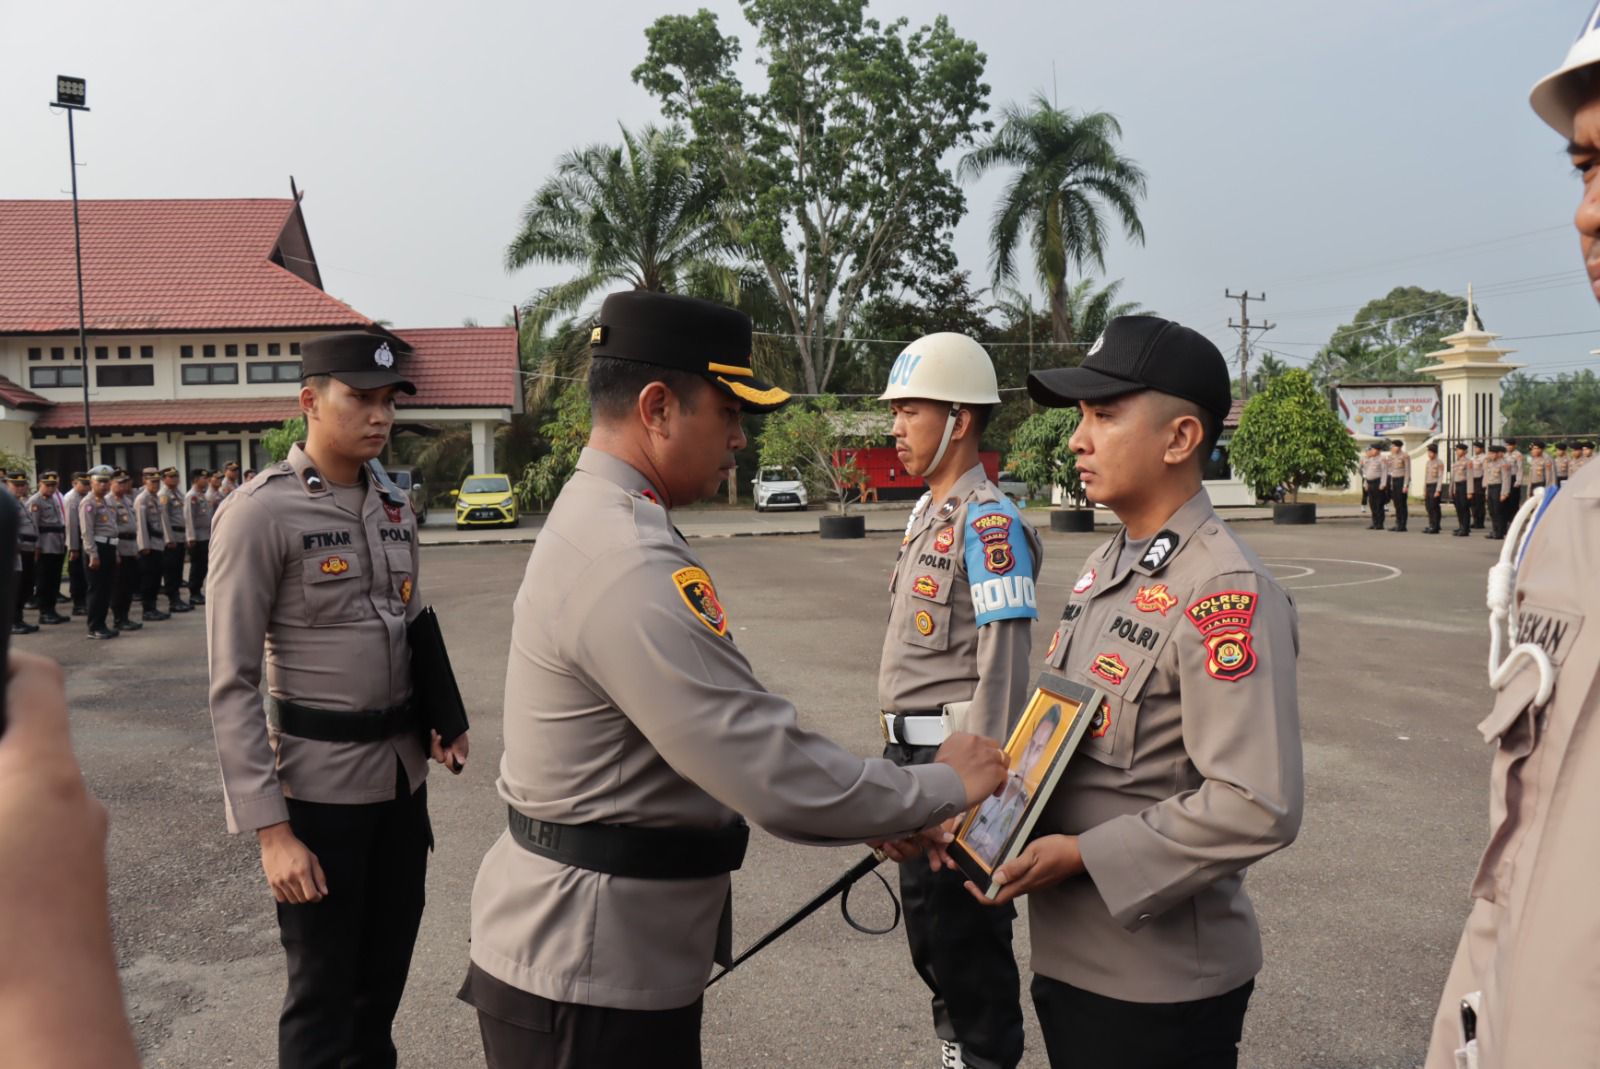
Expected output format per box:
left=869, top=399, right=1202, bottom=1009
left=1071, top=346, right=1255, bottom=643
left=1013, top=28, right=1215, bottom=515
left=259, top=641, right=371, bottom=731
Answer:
left=49, top=75, right=95, bottom=470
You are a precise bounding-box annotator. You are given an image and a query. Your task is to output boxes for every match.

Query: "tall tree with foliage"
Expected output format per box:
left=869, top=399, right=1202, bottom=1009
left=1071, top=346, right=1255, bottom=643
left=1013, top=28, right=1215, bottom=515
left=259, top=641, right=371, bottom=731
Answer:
left=1229, top=369, right=1360, bottom=503
left=1246, top=351, right=1290, bottom=397
left=262, top=416, right=307, bottom=463
left=514, top=382, right=593, bottom=511
left=959, top=96, right=1146, bottom=344
left=1308, top=286, right=1470, bottom=387
left=635, top=0, right=990, bottom=394
left=757, top=395, right=878, bottom=514
left=507, top=123, right=736, bottom=332
left=1502, top=369, right=1600, bottom=436
left=1006, top=406, right=1084, bottom=506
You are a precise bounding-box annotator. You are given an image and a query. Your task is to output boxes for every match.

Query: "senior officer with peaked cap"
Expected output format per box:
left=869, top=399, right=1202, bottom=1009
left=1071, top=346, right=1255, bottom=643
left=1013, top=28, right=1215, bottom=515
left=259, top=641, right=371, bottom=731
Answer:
left=460, top=290, right=1009, bottom=1069
left=207, top=330, right=467, bottom=1068
left=1424, top=17, right=1600, bottom=1068
left=944, top=316, right=1303, bottom=1069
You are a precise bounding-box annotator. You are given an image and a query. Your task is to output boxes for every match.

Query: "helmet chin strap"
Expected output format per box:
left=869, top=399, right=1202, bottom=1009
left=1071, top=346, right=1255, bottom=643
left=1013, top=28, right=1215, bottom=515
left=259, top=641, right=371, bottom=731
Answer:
left=923, top=403, right=964, bottom=481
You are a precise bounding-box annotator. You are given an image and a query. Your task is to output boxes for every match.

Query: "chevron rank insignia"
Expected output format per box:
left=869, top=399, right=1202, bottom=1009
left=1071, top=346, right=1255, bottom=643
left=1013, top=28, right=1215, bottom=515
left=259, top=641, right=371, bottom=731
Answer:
left=1139, top=530, right=1179, bottom=572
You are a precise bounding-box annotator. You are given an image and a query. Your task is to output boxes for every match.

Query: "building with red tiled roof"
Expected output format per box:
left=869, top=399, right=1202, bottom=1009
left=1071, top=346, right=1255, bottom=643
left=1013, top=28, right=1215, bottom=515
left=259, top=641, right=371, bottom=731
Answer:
left=0, top=193, right=520, bottom=478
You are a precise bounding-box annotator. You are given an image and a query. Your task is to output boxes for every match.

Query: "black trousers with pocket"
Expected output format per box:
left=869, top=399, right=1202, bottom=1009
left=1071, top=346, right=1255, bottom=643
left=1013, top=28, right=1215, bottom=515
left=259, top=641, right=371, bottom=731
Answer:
left=1471, top=477, right=1486, bottom=527
left=1388, top=482, right=1408, bottom=529
left=161, top=542, right=186, bottom=603
left=1424, top=483, right=1442, bottom=530
left=1365, top=479, right=1385, bottom=526
left=113, top=553, right=138, bottom=622
left=1031, top=974, right=1254, bottom=1069
left=86, top=542, right=116, bottom=631
left=67, top=550, right=87, bottom=608
left=1453, top=482, right=1471, bottom=533
left=139, top=550, right=164, bottom=609
left=460, top=963, right=704, bottom=1069
left=188, top=539, right=209, bottom=598
left=886, top=741, right=1024, bottom=1069
left=276, top=766, right=430, bottom=1069
left=35, top=551, right=63, bottom=613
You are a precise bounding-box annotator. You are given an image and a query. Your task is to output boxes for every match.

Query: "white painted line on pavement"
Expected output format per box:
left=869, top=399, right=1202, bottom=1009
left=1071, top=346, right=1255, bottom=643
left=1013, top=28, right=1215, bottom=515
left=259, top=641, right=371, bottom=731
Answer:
left=1263, top=556, right=1403, bottom=591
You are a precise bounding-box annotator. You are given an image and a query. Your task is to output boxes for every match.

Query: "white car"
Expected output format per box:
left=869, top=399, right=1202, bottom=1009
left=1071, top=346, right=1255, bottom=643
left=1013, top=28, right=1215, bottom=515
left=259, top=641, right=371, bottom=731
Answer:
left=754, top=467, right=809, bottom=511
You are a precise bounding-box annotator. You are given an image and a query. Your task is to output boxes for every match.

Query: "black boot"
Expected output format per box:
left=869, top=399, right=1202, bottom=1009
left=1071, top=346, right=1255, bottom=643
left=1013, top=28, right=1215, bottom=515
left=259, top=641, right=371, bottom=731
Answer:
left=114, top=618, right=143, bottom=631
left=87, top=627, right=119, bottom=639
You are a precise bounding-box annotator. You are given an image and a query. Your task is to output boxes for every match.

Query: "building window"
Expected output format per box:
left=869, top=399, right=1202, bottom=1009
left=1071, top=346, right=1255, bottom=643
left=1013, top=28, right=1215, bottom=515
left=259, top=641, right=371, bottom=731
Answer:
left=250, top=440, right=272, bottom=472
left=50, top=347, right=65, bottom=360
left=246, top=361, right=301, bottom=383
left=185, top=440, right=241, bottom=475
left=118, top=345, right=132, bottom=359
left=289, top=342, right=301, bottom=355
left=27, top=348, right=41, bottom=361
left=30, top=366, right=85, bottom=388
left=181, top=364, right=239, bottom=385
left=94, top=346, right=108, bottom=360
left=95, top=365, right=155, bottom=388
left=203, top=344, right=216, bottom=358
left=224, top=344, right=238, bottom=357
left=268, top=342, right=281, bottom=356
left=245, top=343, right=259, bottom=356
left=140, top=345, right=154, bottom=359
left=180, top=345, right=194, bottom=359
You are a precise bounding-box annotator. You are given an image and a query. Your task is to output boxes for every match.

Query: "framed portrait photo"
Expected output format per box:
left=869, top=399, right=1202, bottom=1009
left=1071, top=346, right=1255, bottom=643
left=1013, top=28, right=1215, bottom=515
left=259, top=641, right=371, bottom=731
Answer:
left=948, top=671, right=1107, bottom=897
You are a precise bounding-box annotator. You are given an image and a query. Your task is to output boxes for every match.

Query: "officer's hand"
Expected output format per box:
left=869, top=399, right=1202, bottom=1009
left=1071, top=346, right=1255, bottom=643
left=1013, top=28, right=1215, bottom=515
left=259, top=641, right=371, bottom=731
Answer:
left=430, top=730, right=469, bottom=774
left=871, top=834, right=926, bottom=863
left=87, top=555, right=99, bottom=571
left=934, top=732, right=1007, bottom=808
left=69, top=550, right=79, bottom=561
left=257, top=823, right=328, bottom=904
left=963, top=834, right=1084, bottom=907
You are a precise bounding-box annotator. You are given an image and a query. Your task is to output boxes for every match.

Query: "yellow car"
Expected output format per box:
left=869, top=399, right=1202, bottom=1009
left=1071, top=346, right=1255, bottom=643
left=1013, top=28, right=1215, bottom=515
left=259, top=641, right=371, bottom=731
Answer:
left=452, top=473, right=518, bottom=529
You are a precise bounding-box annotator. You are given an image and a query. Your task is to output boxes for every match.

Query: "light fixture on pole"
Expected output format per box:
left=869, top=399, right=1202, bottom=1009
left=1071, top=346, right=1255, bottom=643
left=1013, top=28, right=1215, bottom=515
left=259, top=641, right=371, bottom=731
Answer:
left=49, top=75, right=95, bottom=471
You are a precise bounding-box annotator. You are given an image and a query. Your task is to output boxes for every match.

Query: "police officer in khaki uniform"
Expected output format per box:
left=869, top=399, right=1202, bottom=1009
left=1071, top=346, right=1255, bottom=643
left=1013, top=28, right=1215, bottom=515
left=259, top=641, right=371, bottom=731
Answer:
left=1485, top=445, right=1510, bottom=540
left=1384, top=439, right=1411, bottom=531
left=207, top=331, right=468, bottom=1068
left=1360, top=443, right=1387, bottom=528
left=1526, top=440, right=1553, bottom=491
left=1451, top=443, right=1474, bottom=537
left=875, top=334, right=1041, bottom=1069
left=1553, top=440, right=1571, bottom=484
left=1426, top=26, right=1600, bottom=1065
left=109, top=471, right=144, bottom=632
left=184, top=468, right=213, bottom=605
left=27, top=472, right=70, bottom=624
left=1579, top=440, right=1596, bottom=472
left=460, top=291, right=1007, bottom=1069
left=1469, top=441, right=1488, bottom=528
left=134, top=469, right=172, bottom=620
left=1422, top=443, right=1446, bottom=534
left=10, top=474, right=39, bottom=632
left=951, top=316, right=1303, bottom=1069
left=1502, top=438, right=1526, bottom=518
left=157, top=466, right=191, bottom=612
left=78, top=468, right=120, bottom=640
left=63, top=472, right=90, bottom=616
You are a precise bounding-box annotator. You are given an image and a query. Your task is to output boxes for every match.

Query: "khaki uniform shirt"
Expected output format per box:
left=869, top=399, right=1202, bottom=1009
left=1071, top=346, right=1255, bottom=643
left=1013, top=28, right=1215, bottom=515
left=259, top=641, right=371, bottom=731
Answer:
left=15, top=497, right=36, bottom=556
left=468, top=449, right=966, bottom=1012
left=111, top=492, right=139, bottom=558
left=1360, top=455, right=1387, bottom=484
left=878, top=464, right=1042, bottom=742
left=134, top=488, right=164, bottom=552
left=206, top=444, right=425, bottom=834
left=1470, top=452, right=1487, bottom=482
left=1485, top=457, right=1507, bottom=495
left=63, top=487, right=82, bottom=555
left=27, top=491, right=67, bottom=554
left=1425, top=461, right=1600, bottom=1068
left=159, top=484, right=186, bottom=543
left=79, top=493, right=118, bottom=552
left=1032, top=489, right=1303, bottom=1003
left=1554, top=453, right=1570, bottom=479
left=1451, top=456, right=1471, bottom=486
left=1576, top=452, right=1594, bottom=472
left=1505, top=450, right=1525, bottom=488
left=1527, top=454, right=1554, bottom=486
left=1383, top=451, right=1409, bottom=490
left=185, top=487, right=213, bottom=542
left=1425, top=457, right=1446, bottom=487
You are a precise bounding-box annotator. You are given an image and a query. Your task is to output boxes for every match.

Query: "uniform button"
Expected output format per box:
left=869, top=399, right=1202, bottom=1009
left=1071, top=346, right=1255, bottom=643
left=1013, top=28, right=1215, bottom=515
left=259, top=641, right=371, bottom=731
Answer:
left=1204, top=526, right=1219, bottom=536
left=1138, top=913, right=1152, bottom=923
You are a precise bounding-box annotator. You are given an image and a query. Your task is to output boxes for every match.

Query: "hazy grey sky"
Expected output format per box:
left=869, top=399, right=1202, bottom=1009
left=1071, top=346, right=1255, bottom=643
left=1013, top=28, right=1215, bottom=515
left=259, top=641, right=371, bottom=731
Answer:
left=5, top=0, right=1594, bottom=382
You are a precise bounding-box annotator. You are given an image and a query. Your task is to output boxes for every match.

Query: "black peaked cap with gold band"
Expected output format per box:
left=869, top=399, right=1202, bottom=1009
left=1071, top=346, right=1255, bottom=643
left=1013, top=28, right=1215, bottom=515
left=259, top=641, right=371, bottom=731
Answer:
left=589, top=290, right=791, bottom=413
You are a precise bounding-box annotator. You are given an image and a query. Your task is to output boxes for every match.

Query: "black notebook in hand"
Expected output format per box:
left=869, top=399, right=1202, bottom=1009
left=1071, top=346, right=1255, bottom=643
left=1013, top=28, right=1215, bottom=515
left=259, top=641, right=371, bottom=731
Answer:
left=407, top=606, right=470, bottom=747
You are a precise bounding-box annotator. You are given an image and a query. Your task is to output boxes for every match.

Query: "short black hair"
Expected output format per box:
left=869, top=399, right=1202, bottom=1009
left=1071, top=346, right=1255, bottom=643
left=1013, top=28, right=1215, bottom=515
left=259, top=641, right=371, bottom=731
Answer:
left=963, top=404, right=995, bottom=436
left=587, top=356, right=705, bottom=422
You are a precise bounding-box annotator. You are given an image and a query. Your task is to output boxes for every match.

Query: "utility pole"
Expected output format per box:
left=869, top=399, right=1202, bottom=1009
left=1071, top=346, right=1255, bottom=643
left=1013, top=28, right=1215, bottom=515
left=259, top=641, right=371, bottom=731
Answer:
left=50, top=75, right=95, bottom=470
left=1225, top=290, right=1274, bottom=399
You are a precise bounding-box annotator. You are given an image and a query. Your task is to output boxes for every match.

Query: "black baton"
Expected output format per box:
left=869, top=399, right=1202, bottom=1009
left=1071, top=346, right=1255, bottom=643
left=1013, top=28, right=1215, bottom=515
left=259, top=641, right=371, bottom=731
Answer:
left=706, top=851, right=900, bottom=987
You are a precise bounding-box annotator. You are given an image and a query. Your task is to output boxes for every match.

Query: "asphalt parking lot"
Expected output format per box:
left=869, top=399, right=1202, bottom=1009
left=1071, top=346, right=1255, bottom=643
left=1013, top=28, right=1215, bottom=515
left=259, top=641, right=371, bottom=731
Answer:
left=38, top=513, right=1502, bottom=1068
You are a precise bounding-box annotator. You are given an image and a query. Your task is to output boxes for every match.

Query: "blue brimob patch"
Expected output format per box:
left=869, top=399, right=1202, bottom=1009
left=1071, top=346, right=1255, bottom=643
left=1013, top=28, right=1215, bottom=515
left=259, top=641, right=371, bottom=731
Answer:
left=965, top=499, right=1038, bottom=627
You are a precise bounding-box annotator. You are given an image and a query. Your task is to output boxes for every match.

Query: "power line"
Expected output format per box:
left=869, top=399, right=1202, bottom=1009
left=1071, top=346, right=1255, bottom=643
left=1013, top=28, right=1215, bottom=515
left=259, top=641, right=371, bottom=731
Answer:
left=1225, top=290, right=1273, bottom=397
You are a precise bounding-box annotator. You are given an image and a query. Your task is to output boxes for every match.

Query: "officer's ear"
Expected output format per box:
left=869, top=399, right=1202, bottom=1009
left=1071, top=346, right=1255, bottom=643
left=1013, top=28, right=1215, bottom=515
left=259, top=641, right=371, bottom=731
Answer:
left=1153, top=395, right=1207, bottom=471
left=637, top=380, right=675, bottom=438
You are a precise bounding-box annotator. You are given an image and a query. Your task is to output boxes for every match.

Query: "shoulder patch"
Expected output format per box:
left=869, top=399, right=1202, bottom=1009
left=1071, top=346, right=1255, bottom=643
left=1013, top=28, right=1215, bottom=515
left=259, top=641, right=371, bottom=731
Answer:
left=1187, top=589, right=1261, bottom=683
left=965, top=502, right=1037, bottom=626
left=673, top=566, right=729, bottom=637
left=1186, top=590, right=1258, bottom=635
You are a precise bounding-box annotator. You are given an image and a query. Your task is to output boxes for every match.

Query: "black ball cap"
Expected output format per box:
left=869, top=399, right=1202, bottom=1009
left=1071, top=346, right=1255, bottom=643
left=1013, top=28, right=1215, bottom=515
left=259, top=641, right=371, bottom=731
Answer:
left=301, top=331, right=416, bottom=394
left=1427, top=443, right=1439, bottom=453
left=590, top=290, right=790, bottom=413
left=1026, top=315, right=1232, bottom=422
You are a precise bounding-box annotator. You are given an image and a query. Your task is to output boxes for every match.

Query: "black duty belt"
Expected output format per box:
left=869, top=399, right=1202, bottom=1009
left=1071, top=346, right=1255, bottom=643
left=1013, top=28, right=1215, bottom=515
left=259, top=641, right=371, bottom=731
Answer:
left=268, top=697, right=420, bottom=743
left=507, top=807, right=749, bottom=880
left=37, top=524, right=64, bottom=533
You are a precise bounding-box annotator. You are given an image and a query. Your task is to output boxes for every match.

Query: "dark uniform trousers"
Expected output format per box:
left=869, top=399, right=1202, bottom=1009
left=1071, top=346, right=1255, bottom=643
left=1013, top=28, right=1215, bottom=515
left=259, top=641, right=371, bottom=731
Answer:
left=1031, top=975, right=1254, bottom=1069
left=1388, top=482, right=1408, bottom=530
left=1365, top=479, right=1386, bottom=527
left=35, top=548, right=64, bottom=614
left=277, top=764, right=430, bottom=1069
left=188, top=539, right=209, bottom=599
left=887, top=740, right=1024, bottom=1069
left=162, top=542, right=186, bottom=604
left=1423, top=482, right=1441, bottom=531
left=112, top=555, right=137, bottom=623
left=1471, top=478, right=1485, bottom=528
left=1452, top=482, right=1471, bottom=534
left=139, top=551, right=164, bottom=610
left=460, top=964, right=704, bottom=1069
left=1488, top=490, right=1507, bottom=539
left=68, top=552, right=87, bottom=610
left=15, top=551, right=35, bottom=621
left=86, top=543, right=116, bottom=632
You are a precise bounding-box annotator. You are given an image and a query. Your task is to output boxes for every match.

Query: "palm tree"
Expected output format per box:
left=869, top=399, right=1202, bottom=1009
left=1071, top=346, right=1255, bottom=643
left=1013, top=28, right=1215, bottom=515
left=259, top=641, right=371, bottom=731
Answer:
left=1062, top=278, right=1148, bottom=354
left=960, top=96, right=1147, bottom=344
left=507, top=123, right=737, bottom=331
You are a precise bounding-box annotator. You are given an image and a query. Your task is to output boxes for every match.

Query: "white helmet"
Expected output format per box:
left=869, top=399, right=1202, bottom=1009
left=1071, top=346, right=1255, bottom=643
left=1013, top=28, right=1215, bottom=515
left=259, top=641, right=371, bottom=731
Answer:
left=1531, top=7, right=1600, bottom=137
left=880, top=332, right=1001, bottom=477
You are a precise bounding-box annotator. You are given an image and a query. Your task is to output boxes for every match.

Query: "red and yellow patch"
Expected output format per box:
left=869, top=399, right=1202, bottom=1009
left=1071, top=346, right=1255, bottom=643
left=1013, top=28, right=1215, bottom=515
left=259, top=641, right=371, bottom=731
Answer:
left=914, top=610, right=935, bottom=637
left=673, top=567, right=728, bottom=637
left=984, top=542, right=1016, bottom=576
left=912, top=575, right=940, bottom=598
left=1134, top=584, right=1179, bottom=616
left=1186, top=591, right=1258, bottom=634
left=399, top=577, right=413, bottom=605
left=933, top=526, right=956, bottom=553
left=1073, top=569, right=1096, bottom=595
left=1045, top=628, right=1062, bottom=660
left=320, top=556, right=350, bottom=576
left=1203, top=630, right=1257, bottom=682
left=971, top=513, right=1013, bottom=543
left=1088, top=705, right=1112, bottom=739
left=383, top=500, right=404, bottom=524
left=1090, top=652, right=1129, bottom=686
